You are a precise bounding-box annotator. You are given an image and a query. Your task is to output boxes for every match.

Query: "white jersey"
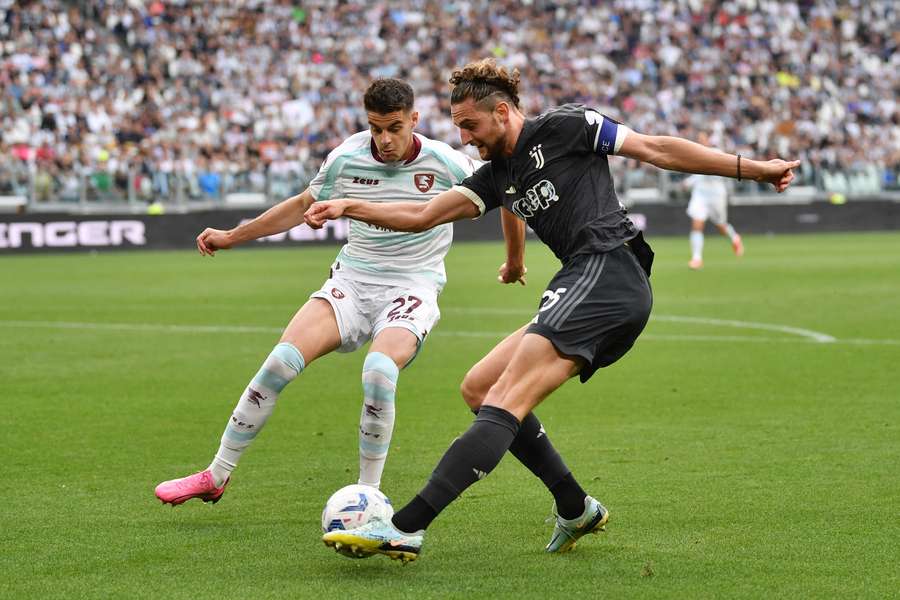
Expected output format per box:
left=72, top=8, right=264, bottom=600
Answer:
left=308, top=131, right=477, bottom=291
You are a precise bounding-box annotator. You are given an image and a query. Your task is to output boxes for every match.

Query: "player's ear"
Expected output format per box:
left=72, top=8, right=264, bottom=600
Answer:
left=494, top=101, right=509, bottom=124
left=409, top=110, right=419, bottom=129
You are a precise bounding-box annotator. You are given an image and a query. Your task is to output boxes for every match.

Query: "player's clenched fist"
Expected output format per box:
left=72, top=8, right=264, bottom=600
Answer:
left=759, top=159, right=801, bottom=193
left=498, top=262, right=527, bottom=286
left=196, top=228, right=233, bottom=256
left=305, top=200, right=347, bottom=229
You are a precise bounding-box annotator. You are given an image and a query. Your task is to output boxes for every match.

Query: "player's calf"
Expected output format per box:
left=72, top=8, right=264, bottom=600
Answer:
left=358, top=352, right=399, bottom=488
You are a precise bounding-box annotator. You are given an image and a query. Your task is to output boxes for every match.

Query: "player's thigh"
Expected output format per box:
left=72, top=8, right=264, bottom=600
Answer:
left=482, top=332, right=582, bottom=421
left=280, top=298, right=342, bottom=365
left=371, top=285, right=440, bottom=367
left=460, top=324, right=529, bottom=409
left=369, top=326, right=419, bottom=369
left=310, top=276, right=380, bottom=353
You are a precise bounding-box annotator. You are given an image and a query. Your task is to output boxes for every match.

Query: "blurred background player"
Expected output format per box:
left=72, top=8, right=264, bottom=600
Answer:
left=308, top=58, right=800, bottom=562
left=154, top=78, right=525, bottom=505
left=684, top=133, right=744, bottom=270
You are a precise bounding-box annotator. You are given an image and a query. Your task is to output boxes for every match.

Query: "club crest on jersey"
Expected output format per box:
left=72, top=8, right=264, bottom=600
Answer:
left=529, top=144, right=545, bottom=169
left=414, top=173, right=435, bottom=193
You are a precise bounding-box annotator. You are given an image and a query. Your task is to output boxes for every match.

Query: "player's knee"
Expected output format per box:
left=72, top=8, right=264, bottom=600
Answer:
left=460, top=370, right=487, bottom=410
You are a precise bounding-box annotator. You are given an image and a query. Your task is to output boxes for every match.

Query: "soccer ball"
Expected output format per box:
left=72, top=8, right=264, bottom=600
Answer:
left=321, top=484, right=393, bottom=534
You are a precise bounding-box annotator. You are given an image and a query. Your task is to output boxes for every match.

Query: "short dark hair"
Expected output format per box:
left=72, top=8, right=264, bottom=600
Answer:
left=449, top=58, right=521, bottom=109
left=363, top=78, right=414, bottom=113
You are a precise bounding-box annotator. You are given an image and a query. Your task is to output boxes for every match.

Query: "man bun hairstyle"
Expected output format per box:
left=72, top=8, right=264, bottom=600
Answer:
left=364, top=78, right=415, bottom=114
left=449, top=58, right=520, bottom=109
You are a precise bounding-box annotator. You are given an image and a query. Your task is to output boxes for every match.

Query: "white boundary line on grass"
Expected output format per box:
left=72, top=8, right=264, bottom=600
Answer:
left=444, top=307, right=838, bottom=343
left=1, top=318, right=899, bottom=346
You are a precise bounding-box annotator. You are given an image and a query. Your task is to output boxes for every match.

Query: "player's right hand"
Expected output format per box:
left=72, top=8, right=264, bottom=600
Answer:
left=196, top=228, right=233, bottom=256
left=304, top=200, right=347, bottom=229
left=498, top=262, right=527, bottom=285
left=759, top=159, right=801, bottom=193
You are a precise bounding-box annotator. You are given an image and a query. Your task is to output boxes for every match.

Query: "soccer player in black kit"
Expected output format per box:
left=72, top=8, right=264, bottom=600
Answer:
left=306, top=58, right=800, bottom=562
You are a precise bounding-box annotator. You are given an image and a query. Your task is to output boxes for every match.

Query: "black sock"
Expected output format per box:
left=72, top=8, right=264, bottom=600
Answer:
left=392, top=406, right=520, bottom=533
left=470, top=409, right=587, bottom=520
left=509, top=412, right=587, bottom=519
left=391, top=495, right=436, bottom=533
left=548, top=473, right=588, bottom=519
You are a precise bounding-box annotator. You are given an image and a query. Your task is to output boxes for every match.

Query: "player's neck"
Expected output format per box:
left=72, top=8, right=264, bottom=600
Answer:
left=503, top=110, right=526, bottom=157
left=400, top=134, right=420, bottom=163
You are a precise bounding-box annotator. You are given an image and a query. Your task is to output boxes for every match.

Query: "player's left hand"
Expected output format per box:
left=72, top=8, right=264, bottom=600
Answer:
left=759, top=159, right=801, bottom=193
left=304, top=200, right=347, bottom=229
left=498, top=262, right=527, bottom=285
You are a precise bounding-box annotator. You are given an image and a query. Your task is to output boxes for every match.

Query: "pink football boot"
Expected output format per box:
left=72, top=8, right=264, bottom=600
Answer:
left=155, top=470, right=229, bottom=506
left=732, top=234, right=745, bottom=257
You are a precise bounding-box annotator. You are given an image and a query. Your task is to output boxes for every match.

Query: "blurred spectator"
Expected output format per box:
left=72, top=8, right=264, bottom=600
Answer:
left=0, top=0, right=897, bottom=203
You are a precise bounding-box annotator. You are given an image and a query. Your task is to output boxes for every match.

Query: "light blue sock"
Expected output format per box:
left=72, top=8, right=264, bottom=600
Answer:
left=358, top=352, right=399, bottom=488
left=209, top=342, right=305, bottom=485
left=690, top=230, right=704, bottom=261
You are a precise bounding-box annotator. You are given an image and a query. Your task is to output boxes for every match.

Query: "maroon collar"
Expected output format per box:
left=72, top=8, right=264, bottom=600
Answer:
left=370, top=134, right=422, bottom=165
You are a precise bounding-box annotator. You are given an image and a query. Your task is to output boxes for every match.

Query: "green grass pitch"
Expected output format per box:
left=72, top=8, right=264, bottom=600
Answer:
left=2, top=232, right=898, bottom=599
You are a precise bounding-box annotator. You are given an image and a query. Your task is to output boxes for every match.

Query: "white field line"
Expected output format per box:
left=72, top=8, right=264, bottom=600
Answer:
left=650, top=315, right=836, bottom=343
left=444, top=307, right=837, bottom=343
left=1, top=319, right=899, bottom=346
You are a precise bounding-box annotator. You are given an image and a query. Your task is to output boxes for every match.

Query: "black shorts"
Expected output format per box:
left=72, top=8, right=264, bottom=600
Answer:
left=526, top=239, right=653, bottom=382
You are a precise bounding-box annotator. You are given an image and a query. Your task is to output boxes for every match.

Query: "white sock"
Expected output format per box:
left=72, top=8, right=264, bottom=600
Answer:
left=723, top=223, right=738, bottom=241
left=690, top=230, right=704, bottom=261
left=208, top=342, right=305, bottom=486
left=357, top=352, right=399, bottom=488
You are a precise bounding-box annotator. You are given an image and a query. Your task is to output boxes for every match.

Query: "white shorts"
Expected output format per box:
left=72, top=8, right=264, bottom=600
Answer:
left=310, top=272, right=441, bottom=354
left=687, top=195, right=728, bottom=225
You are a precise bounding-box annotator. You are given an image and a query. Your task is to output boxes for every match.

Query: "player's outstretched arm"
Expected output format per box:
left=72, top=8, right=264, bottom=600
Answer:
left=618, top=132, right=800, bottom=193
left=304, top=189, right=479, bottom=232
left=196, top=190, right=315, bottom=256
left=498, top=208, right=527, bottom=285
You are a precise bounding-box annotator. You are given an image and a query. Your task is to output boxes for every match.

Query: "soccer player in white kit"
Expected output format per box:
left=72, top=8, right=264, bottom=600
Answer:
left=685, top=134, right=744, bottom=270
left=154, top=78, right=526, bottom=506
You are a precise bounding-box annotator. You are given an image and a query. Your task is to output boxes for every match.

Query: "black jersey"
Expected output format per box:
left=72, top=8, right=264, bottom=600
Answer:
left=455, top=104, right=639, bottom=263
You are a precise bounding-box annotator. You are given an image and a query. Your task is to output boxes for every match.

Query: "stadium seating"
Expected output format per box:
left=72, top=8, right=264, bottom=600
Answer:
left=1, top=1, right=897, bottom=206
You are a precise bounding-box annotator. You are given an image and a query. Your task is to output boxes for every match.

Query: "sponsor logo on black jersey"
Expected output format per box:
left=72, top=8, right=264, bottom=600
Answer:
left=512, top=179, right=559, bottom=219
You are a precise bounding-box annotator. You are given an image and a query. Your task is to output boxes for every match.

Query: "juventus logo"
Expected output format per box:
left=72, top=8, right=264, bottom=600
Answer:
left=529, top=144, right=545, bottom=169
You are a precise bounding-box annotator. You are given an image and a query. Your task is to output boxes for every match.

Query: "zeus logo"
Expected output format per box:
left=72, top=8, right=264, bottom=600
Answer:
left=511, top=179, right=559, bottom=219
left=529, top=144, right=545, bottom=169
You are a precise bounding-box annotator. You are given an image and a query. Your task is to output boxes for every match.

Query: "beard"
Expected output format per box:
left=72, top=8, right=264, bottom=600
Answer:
left=476, top=136, right=505, bottom=161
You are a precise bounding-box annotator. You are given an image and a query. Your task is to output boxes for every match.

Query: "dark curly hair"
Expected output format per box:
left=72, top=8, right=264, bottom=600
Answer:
left=363, top=78, right=415, bottom=113
left=449, top=58, right=521, bottom=109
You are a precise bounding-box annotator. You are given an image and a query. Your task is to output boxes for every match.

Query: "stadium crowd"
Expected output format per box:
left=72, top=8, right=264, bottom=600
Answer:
left=1, top=0, right=898, bottom=204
